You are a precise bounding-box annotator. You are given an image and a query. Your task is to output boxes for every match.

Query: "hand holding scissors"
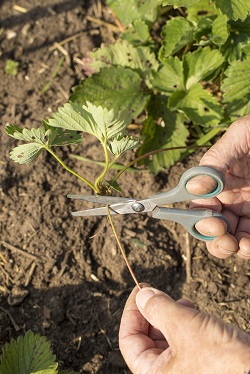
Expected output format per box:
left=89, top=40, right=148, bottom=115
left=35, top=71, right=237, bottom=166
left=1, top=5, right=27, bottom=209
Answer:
left=68, top=166, right=229, bottom=241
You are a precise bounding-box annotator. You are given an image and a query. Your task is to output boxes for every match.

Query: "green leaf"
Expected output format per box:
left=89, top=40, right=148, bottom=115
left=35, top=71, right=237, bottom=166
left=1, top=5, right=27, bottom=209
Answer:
left=41, top=122, right=82, bottom=147
left=187, top=0, right=220, bottom=24
left=0, top=330, right=58, bottom=374
left=82, top=40, right=159, bottom=81
left=70, top=66, right=151, bottom=118
left=138, top=96, right=189, bottom=173
left=212, top=14, right=230, bottom=46
left=150, top=56, right=184, bottom=94
left=108, top=134, right=139, bottom=155
left=5, top=59, right=19, bottom=76
left=6, top=126, right=46, bottom=144
left=222, top=57, right=250, bottom=108
left=6, top=123, right=82, bottom=148
left=121, top=20, right=151, bottom=46
left=165, top=0, right=200, bottom=7
left=183, top=47, right=224, bottom=89
left=221, top=17, right=250, bottom=61
left=5, top=124, right=23, bottom=137
left=106, top=179, right=122, bottom=193
left=168, top=84, right=223, bottom=127
left=48, top=101, right=133, bottom=141
left=229, top=15, right=250, bottom=33
left=106, top=0, right=160, bottom=26
left=225, top=95, right=250, bottom=121
left=9, top=143, right=44, bottom=164
left=213, top=0, right=250, bottom=21
left=159, top=17, right=194, bottom=61
left=193, top=17, right=213, bottom=45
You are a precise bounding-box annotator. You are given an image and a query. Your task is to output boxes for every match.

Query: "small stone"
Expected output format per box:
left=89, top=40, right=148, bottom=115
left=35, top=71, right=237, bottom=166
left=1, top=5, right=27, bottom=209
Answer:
left=6, top=30, right=17, bottom=40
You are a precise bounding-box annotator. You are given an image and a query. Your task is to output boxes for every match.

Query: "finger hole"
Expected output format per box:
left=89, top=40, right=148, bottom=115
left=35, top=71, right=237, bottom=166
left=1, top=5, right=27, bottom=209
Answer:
left=186, top=175, right=218, bottom=196
left=206, top=233, right=238, bottom=259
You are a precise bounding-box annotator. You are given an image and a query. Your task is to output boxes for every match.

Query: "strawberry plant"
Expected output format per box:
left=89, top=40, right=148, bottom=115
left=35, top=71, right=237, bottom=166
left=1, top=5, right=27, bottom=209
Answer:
left=0, top=330, right=75, bottom=374
left=4, top=0, right=250, bottom=283
left=6, top=0, right=250, bottom=184
left=5, top=103, right=139, bottom=195
left=70, top=0, right=250, bottom=172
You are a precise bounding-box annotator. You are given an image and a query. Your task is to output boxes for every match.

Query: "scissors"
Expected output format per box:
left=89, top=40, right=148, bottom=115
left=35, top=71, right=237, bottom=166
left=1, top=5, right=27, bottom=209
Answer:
left=68, top=166, right=229, bottom=241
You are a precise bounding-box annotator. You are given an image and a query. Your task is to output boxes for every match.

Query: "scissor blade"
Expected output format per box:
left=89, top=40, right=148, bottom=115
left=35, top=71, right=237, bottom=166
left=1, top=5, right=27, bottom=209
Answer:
left=72, top=207, right=117, bottom=216
left=68, top=194, right=131, bottom=205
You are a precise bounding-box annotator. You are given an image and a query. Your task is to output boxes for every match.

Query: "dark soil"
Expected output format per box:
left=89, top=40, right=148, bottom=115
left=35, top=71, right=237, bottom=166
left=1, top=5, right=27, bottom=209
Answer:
left=0, top=1, right=249, bottom=373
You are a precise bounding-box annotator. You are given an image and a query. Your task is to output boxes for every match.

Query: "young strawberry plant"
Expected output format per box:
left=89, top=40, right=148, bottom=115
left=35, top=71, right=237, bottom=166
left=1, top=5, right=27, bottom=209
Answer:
left=5, top=102, right=139, bottom=195
left=0, top=330, right=75, bottom=374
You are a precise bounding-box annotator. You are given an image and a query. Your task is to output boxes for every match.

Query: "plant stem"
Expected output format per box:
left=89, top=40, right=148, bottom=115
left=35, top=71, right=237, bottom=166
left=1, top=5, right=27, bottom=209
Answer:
left=107, top=154, right=120, bottom=171
left=181, top=127, right=227, bottom=159
left=94, top=140, right=110, bottom=192
left=106, top=206, right=141, bottom=289
left=113, top=144, right=210, bottom=182
left=70, top=154, right=140, bottom=172
left=46, top=147, right=96, bottom=192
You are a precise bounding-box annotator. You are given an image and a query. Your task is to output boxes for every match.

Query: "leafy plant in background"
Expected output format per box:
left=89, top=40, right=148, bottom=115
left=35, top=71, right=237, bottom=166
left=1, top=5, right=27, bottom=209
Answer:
left=6, top=0, right=250, bottom=185
left=69, top=0, right=250, bottom=172
left=0, top=330, right=75, bottom=374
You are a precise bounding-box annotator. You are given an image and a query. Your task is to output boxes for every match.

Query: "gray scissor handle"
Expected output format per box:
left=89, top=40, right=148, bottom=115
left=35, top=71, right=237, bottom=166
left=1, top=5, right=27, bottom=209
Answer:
left=153, top=208, right=230, bottom=241
left=149, top=166, right=224, bottom=205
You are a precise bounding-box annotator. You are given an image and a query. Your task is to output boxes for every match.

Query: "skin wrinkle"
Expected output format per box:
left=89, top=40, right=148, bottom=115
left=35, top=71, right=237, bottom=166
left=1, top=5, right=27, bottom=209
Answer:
left=144, top=293, right=202, bottom=346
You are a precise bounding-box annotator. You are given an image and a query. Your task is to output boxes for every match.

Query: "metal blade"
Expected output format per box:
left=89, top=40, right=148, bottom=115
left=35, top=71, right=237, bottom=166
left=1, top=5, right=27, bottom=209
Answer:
left=72, top=207, right=117, bottom=216
left=68, top=194, right=131, bottom=205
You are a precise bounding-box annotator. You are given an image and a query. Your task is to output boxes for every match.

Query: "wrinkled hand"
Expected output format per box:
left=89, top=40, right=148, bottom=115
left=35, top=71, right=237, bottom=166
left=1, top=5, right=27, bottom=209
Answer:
left=187, top=115, right=250, bottom=259
left=119, top=286, right=250, bottom=374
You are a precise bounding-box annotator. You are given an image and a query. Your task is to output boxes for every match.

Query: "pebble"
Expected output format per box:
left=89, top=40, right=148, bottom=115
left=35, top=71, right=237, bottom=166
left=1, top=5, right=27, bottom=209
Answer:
left=6, top=30, right=17, bottom=40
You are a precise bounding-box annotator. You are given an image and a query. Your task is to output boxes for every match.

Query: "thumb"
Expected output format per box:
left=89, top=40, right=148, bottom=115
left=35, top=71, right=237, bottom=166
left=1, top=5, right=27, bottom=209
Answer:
left=136, top=287, right=198, bottom=346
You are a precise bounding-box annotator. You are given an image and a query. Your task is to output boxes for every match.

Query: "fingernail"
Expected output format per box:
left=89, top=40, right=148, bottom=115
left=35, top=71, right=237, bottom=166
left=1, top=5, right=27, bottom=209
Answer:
left=136, top=288, right=156, bottom=308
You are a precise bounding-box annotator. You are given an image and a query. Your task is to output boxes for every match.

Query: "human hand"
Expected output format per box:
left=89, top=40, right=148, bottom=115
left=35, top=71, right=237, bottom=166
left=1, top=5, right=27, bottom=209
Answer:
left=186, top=115, right=250, bottom=259
left=119, top=286, right=250, bottom=374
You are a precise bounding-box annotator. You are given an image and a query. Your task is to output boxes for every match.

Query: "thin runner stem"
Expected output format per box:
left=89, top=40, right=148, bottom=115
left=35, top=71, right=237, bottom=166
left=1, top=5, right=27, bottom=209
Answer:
left=113, top=145, right=210, bottom=182
left=46, top=147, right=96, bottom=191
left=106, top=206, right=141, bottom=289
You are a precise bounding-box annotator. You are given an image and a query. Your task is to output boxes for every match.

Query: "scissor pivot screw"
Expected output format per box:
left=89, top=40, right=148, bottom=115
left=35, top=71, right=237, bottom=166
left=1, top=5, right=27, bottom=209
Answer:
left=132, top=202, right=145, bottom=212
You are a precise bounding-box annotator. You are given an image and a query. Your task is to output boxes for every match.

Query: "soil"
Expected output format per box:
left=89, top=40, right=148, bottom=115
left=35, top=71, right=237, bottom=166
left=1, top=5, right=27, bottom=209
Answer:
left=0, top=1, right=249, bottom=373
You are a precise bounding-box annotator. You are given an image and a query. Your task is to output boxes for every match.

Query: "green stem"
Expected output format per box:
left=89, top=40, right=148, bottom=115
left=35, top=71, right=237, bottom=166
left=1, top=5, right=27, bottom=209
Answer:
left=94, top=140, right=110, bottom=191
left=113, top=144, right=211, bottom=182
left=46, top=146, right=96, bottom=192
left=107, top=154, right=120, bottom=171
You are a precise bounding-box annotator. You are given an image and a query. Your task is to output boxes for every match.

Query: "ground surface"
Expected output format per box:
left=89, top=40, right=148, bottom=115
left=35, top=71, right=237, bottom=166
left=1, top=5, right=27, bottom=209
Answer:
left=0, top=1, right=249, bottom=373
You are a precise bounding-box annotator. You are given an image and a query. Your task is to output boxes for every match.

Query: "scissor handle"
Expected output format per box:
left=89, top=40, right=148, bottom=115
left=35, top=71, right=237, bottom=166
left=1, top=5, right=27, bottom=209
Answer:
left=153, top=208, right=230, bottom=241
left=149, top=166, right=224, bottom=205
